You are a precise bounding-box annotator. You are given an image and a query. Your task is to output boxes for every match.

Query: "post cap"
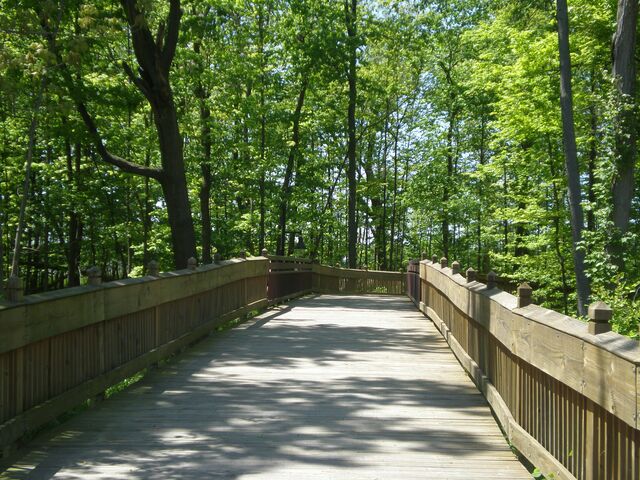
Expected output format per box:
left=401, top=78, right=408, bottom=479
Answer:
left=147, top=260, right=159, bottom=277
left=517, top=282, right=533, bottom=307
left=239, top=250, right=247, bottom=259
left=432, top=255, right=438, bottom=264
left=451, top=261, right=461, bottom=275
left=87, top=266, right=102, bottom=286
left=486, top=271, right=497, bottom=289
left=187, top=257, right=198, bottom=270
left=421, top=252, right=428, bottom=260
left=440, top=257, right=448, bottom=269
left=517, top=282, right=533, bottom=297
left=261, top=248, right=268, bottom=256
left=466, top=267, right=477, bottom=282
left=588, top=301, right=613, bottom=322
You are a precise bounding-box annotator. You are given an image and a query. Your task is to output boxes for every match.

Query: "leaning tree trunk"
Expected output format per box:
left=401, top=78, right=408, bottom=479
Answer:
left=556, top=0, right=591, bottom=316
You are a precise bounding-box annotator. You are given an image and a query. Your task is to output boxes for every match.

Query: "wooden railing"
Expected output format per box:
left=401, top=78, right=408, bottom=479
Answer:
left=313, top=264, right=405, bottom=295
left=409, top=258, right=640, bottom=480
left=266, top=255, right=313, bottom=302
left=0, top=258, right=269, bottom=455
left=0, top=255, right=404, bottom=454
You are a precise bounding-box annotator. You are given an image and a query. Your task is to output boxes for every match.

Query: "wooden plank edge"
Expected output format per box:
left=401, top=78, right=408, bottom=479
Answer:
left=0, top=297, right=269, bottom=453
left=422, top=305, right=576, bottom=480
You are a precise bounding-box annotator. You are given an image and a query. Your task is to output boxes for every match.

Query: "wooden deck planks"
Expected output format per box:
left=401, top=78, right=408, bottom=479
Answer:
left=1, top=294, right=531, bottom=479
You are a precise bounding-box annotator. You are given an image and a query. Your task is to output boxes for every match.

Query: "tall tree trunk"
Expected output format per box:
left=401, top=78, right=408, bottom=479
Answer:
left=390, top=124, right=399, bottom=269
left=194, top=40, right=213, bottom=265
left=548, top=139, right=570, bottom=315
left=587, top=92, right=598, bottom=232
left=477, top=110, right=487, bottom=271
left=611, top=0, right=638, bottom=264
left=556, top=0, right=591, bottom=315
left=153, top=100, right=197, bottom=268
left=346, top=0, right=358, bottom=268
left=442, top=109, right=455, bottom=260
left=277, top=75, right=308, bottom=255
left=380, top=101, right=390, bottom=270
left=258, top=4, right=268, bottom=252
left=66, top=141, right=83, bottom=287
left=11, top=77, right=45, bottom=279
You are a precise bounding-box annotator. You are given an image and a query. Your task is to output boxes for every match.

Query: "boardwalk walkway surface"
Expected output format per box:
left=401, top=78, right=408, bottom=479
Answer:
left=2, top=295, right=530, bottom=479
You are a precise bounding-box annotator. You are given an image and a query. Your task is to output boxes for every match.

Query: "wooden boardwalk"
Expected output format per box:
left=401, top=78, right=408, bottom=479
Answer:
left=2, top=295, right=530, bottom=479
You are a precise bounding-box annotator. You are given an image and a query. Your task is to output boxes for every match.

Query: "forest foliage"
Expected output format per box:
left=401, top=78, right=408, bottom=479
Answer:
left=0, top=0, right=638, bottom=336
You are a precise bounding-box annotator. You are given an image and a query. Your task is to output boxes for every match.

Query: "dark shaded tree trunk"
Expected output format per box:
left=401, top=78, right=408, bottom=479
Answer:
left=277, top=76, right=308, bottom=256
left=477, top=110, right=487, bottom=272
left=346, top=0, right=358, bottom=268
left=390, top=125, right=399, bottom=269
left=611, top=0, right=638, bottom=265
left=193, top=38, right=213, bottom=265
left=66, top=140, right=83, bottom=287
left=587, top=96, right=598, bottom=232
left=11, top=77, right=45, bottom=279
left=556, top=0, right=591, bottom=315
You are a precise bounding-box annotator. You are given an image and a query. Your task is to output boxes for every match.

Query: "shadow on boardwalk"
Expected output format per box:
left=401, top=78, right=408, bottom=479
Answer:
left=2, top=295, right=529, bottom=479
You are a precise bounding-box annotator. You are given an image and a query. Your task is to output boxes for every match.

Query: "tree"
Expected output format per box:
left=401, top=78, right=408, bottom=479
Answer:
left=345, top=0, right=358, bottom=268
left=44, top=0, right=196, bottom=269
left=555, top=0, right=591, bottom=315
left=610, top=0, right=638, bottom=265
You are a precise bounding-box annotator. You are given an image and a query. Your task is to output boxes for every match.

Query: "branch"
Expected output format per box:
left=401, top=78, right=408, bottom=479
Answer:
left=122, top=61, right=153, bottom=101
left=75, top=102, right=163, bottom=180
left=40, top=13, right=162, bottom=181
left=162, top=0, right=182, bottom=72
left=120, top=0, right=158, bottom=77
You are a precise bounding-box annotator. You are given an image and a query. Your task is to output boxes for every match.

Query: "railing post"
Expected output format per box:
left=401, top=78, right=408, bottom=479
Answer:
left=261, top=248, right=268, bottom=257
left=187, top=257, right=198, bottom=271
left=421, top=252, right=428, bottom=261
left=214, top=253, right=221, bottom=264
left=451, top=261, right=461, bottom=275
left=147, top=260, right=159, bottom=277
left=440, top=257, right=448, bottom=269
left=587, top=301, right=612, bottom=334
left=517, top=282, right=533, bottom=307
left=466, top=267, right=477, bottom=283
left=239, top=251, right=247, bottom=259
left=431, top=254, right=438, bottom=264
left=6, top=275, right=24, bottom=302
left=486, top=271, right=497, bottom=290
left=87, top=266, right=102, bottom=286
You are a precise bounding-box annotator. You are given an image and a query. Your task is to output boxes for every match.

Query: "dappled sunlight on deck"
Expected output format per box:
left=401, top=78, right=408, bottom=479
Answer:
left=1, top=295, right=529, bottom=479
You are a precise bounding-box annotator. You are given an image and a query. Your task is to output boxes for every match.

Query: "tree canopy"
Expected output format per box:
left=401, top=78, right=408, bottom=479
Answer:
left=1, top=0, right=638, bottom=336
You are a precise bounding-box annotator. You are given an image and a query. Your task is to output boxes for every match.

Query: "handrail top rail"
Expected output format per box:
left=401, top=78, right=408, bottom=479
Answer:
left=265, top=255, right=312, bottom=263
left=0, top=257, right=267, bottom=312
left=314, top=264, right=404, bottom=275
left=421, top=259, right=640, bottom=365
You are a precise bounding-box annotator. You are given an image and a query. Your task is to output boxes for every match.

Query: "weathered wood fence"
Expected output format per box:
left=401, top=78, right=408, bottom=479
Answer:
left=408, top=257, right=640, bottom=480
left=0, top=255, right=405, bottom=455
